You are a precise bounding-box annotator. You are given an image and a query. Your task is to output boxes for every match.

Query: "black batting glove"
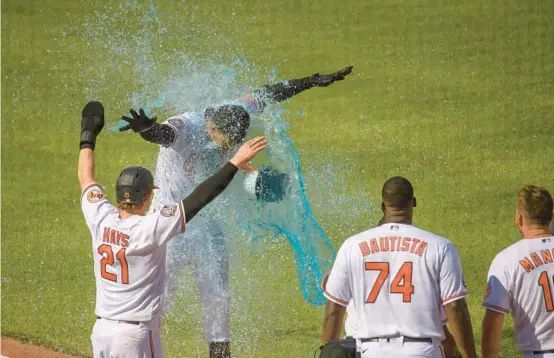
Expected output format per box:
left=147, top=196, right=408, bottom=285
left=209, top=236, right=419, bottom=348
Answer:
left=310, top=65, right=353, bottom=87
left=119, top=108, right=157, bottom=133
left=80, top=101, right=105, bottom=150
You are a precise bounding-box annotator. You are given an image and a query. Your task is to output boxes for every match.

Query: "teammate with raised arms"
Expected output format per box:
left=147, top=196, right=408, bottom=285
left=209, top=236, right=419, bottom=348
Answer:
left=78, top=101, right=267, bottom=357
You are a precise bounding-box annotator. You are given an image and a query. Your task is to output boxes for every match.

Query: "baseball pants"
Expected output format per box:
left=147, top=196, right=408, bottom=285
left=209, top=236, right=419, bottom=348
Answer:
left=91, top=318, right=163, bottom=358
left=359, top=340, right=444, bottom=358
left=164, top=214, right=230, bottom=343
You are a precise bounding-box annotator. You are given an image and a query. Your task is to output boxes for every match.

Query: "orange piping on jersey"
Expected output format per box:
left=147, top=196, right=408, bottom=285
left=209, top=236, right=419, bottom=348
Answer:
left=178, top=201, right=186, bottom=233
left=324, top=290, right=349, bottom=306
left=482, top=302, right=509, bottom=314
left=442, top=291, right=468, bottom=304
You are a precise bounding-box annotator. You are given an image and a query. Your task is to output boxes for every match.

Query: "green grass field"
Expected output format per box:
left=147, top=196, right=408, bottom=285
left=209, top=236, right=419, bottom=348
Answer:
left=2, top=0, right=553, bottom=357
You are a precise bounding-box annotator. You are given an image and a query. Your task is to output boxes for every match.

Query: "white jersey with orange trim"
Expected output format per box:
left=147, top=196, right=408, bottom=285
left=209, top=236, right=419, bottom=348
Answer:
left=483, top=236, right=554, bottom=354
left=81, top=183, right=186, bottom=323
left=325, top=223, right=468, bottom=343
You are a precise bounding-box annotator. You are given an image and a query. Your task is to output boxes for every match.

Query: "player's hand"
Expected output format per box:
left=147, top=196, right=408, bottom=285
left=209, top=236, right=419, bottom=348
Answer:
left=230, top=136, right=267, bottom=168
left=310, top=66, right=353, bottom=87
left=80, top=101, right=105, bottom=150
left=119, top=108, right=158, bottom=133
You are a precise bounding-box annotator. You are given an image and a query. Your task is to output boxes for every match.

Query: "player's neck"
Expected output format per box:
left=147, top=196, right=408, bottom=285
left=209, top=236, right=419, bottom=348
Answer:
left=383, top=215, right=412, bottom=225
left=118, top=209, right=144, bottom=219
left=521, top=226, right=552, bottom=240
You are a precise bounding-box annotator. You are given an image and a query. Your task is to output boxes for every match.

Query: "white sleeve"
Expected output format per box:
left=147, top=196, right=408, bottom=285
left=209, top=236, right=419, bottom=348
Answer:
left=439, top=243, right=469, bottom=305
left=163, top=113, right=203, bottom=149
left=482, top=255, right=510, bottom=314
left=234, top=93, right=266, bottom=115
left=81, top=183, right=116, bottom=234
left=324, top=243, right=352, bottom=307
left=134, top=202, right=186, bottom=250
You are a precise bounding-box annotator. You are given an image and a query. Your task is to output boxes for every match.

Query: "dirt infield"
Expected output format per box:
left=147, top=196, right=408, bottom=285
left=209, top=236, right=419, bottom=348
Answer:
left=1, top=337, right=79, bottom=358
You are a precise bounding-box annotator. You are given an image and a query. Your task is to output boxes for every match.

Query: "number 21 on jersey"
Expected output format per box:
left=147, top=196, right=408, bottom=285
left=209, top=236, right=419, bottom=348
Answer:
left=98, top=244, right=129, bottom=284
left=365, top=261, right=414, bottom=303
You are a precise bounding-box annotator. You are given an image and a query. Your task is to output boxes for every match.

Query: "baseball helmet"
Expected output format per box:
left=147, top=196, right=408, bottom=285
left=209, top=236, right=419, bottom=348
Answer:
left=204, top=105, right=250, bottom=144
left=255, top=167, right=290, bottom=203
left=115, top=166, right=158, bottom=204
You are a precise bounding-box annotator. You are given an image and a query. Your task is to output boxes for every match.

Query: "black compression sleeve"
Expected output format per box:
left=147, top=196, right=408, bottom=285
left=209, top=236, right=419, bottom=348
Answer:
left=139, top=123, right=176, bottom=146
left=181, top=162, right=239, bottom=222
left=254, top=76, right=314, bottom=104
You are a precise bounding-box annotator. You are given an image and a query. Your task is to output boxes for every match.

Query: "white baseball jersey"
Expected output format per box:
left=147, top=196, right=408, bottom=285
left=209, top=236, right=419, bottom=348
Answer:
left=483, top=236, right=554, bottom=353
left=81, top=183, right=186, bottom=322
left=152, top=94, right=265, bottom=206
left=325, top=223, right=468, bottom=342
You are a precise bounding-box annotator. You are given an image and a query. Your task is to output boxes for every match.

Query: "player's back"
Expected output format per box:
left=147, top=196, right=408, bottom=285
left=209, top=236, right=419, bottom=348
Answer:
left=82, top=184, right=185, bottom=324
left=345, top=223, right=462, bottom=341
left=484, top=236, right=554, bottom=352
left=93, top=211, right=167, bottom=323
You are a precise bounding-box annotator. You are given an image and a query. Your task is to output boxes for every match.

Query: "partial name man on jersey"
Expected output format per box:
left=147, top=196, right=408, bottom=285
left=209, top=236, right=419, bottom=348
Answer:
left=78, top=101, right=267, bottom=357
left=482, top=185, right=554, bottom=358
left=321, top=176, right=477, bottom=358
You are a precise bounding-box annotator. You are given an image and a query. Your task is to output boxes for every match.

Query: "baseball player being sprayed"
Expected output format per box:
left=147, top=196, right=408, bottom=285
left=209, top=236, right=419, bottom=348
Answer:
left=119, top=66, right=353, bottom=357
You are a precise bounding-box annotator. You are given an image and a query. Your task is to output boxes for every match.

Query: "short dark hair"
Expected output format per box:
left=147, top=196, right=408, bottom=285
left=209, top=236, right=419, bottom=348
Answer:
left=517, top=185, right=553, bottom=225
left=204, top=105, right=250, bottom=144
left=382, top=176, right=414, bottom=209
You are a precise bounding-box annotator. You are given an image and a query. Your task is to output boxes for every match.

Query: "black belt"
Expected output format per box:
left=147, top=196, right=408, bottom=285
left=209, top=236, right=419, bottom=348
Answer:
left=96, top=316, right=140, bottom=325
left=533, top=350, right=554, bottom=354
left=360, top=337, right=432, bottom=343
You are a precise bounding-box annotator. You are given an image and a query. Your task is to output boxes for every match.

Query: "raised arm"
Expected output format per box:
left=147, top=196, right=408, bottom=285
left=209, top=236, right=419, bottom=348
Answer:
left=78, top=102, right=105, bottom=191
left=118, top=108, right=175, bottom=146
left=181, top=137, right=268, bottom=222
left=251, top=66, right=353, bottom=107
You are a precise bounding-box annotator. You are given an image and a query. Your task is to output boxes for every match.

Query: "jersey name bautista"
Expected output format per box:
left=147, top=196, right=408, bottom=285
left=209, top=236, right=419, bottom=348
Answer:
left=359, top=236, right=428, bottom=257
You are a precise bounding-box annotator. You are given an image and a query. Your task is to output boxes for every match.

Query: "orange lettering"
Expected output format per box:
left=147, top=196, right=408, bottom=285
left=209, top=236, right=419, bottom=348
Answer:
left=115, top=232, right=122, bottom=246
left=110, top=229, right=116, bottom=244
left=359, top=242, right=371, bottom=257
left=103, top=227, right=110, bottom=243
left=390, top=237, right=398, bottom=251
left=415, top=241, right=428, bottom=256
left=121, top=234, right=129, bottom=248
left=370, top=239, right=380, bottom=254
left=400, top=237, right=411, bottom=252
left=531, top=252, right=544, bottom=267
left=519, top=257, right=535, bottom=273
left=380, top=237, right=389, bottom=251
left=541, top=250, right=553, bottom=264
left=410, top=239, right=421, bottom=253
